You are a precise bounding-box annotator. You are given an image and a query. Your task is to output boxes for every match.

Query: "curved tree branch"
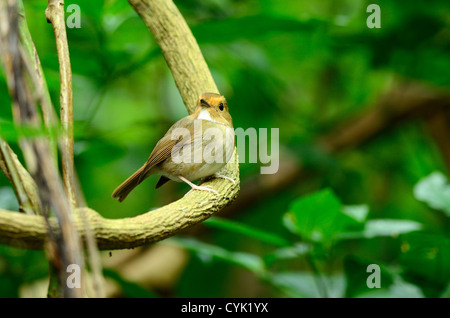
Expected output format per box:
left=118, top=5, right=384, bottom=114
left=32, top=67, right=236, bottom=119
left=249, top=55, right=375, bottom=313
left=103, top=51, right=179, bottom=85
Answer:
left=128, top=0, right=219, bottom=113
left=0, top=158, right=238, bottom=250
left=0, top=0, right=240, bottom=250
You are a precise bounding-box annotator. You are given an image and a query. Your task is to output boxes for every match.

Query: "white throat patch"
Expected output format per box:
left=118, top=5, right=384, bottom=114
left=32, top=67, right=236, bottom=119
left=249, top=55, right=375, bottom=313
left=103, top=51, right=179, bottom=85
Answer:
left=197, top=108, right=217, bottom=123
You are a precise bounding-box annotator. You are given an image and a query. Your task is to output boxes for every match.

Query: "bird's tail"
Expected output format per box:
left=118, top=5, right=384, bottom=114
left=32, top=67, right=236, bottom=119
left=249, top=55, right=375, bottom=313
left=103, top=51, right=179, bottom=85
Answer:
left=112, top=165, right=150, bottom=202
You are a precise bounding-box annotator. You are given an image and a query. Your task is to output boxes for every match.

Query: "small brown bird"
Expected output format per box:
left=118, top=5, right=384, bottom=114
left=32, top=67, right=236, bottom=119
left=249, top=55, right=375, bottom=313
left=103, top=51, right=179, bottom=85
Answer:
left=112, top=93, right=235, bottom=202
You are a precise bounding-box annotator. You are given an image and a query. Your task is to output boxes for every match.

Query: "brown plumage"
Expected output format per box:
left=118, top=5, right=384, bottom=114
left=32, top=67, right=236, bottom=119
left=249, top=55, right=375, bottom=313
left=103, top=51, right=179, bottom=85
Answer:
left=112, top=93, right=235, bottom=202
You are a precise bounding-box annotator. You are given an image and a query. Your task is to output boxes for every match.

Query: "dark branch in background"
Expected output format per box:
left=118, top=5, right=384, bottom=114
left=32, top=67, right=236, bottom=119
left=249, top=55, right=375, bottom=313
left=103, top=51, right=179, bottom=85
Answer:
left=216, top=80, right=450, bottom=218
left=320, top=81, right=450, bottom=153
left=426, top=111, right=450, bottom=169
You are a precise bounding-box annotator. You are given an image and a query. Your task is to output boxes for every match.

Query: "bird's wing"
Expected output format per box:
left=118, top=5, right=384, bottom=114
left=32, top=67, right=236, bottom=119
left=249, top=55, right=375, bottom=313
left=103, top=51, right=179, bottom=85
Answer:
left=138, top=117, right=193, bottom=182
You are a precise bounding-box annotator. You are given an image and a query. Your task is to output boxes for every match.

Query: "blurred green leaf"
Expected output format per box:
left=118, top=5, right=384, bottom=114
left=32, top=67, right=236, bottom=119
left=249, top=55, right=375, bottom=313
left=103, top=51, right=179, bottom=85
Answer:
left=284, top=188, right=361, bottom=243
left=342, top=205, right=369, bottom=223
left=69, top=0, right=104, bottom=25
left=344, top=256, right=394, bottom=297
left=171, top=238, right=266, bottom=276
left=264, top=243, right=312, bottom=266
left=413, top=172, right=450, bottom=216
left=0, top=119, right=61, bottom=142
left=346, top=257, right=424, bottom=298
left=192, top=14, right=323, bottom=44
left=106, top=16, right=152, bottom=55
left=401, top=232, right=450, bottom=293
left=269, top=271, right=346, bottom=298
left=75, top=137, right=125, bottom=166
left=103, top=269, right=157, bottom=298
left=357, top=276, right=424, bottom=298
left=362, top=220, right=422, bottom=238
left=0, top=245, right=47, bottom=297
left=338, top=219, right=422, bottom=240
left=203, top=217, right=290, bottom=247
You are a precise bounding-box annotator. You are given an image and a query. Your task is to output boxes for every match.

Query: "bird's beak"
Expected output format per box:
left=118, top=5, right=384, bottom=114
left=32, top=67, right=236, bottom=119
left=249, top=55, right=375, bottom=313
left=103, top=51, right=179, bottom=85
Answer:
left=200, top=98, right=211, bottom=107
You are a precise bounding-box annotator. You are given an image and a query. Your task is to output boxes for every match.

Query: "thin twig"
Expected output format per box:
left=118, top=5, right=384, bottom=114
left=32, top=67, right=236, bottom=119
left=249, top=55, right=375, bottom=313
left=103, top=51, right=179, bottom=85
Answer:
left=0, top=139, right=41, bottom=215
left=45, top=0, right=104, bottom=297
left=45, top=0, right=76, bottom=207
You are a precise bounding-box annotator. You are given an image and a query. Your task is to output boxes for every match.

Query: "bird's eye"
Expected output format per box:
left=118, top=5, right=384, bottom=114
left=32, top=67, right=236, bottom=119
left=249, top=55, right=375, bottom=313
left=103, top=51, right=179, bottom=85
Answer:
left=219, top=103, right=224, bottom=111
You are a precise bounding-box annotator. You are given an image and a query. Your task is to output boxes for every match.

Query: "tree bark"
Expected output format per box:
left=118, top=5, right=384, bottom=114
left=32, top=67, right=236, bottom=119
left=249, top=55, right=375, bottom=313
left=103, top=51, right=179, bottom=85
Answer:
left=128, top=0, right=219, bottom=113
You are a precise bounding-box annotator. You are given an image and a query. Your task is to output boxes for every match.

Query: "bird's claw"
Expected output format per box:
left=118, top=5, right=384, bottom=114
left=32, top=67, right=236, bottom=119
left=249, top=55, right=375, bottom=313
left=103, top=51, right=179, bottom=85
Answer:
left=184, top=184, right=219, bottom=197
left=214, top=173, right=236, bottom=185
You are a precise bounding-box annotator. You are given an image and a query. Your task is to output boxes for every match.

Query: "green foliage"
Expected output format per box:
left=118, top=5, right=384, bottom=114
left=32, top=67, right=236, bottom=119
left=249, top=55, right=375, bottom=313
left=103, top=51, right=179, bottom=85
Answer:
left=0, top=0, right=449, bottom=297
left=284, top=188, right=361, bottom=243
left=103, top=269, right=157, bottom=298
left=177, top=183, right=447, bottom=298
left=172, top=237, right=266, bottom=276
left=340, top=219, right=422, bottom=240
left=0, top=246, right=47, bottom=297
left=414, top=172, right=450, bottom=216
left=344, top=256, right=423, bottom=298
left=400, top=232, right=450, bottom=297
left=204, top=217, right=290, bottom=247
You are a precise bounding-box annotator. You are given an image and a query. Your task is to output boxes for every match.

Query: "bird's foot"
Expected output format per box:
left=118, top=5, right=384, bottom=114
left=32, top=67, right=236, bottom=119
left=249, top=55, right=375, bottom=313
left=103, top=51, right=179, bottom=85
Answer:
left=213, top=173, right=236, bottom=185
left=179, top=175, right=219, bottom=196
left=184, top=184, right=219, bottom=197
